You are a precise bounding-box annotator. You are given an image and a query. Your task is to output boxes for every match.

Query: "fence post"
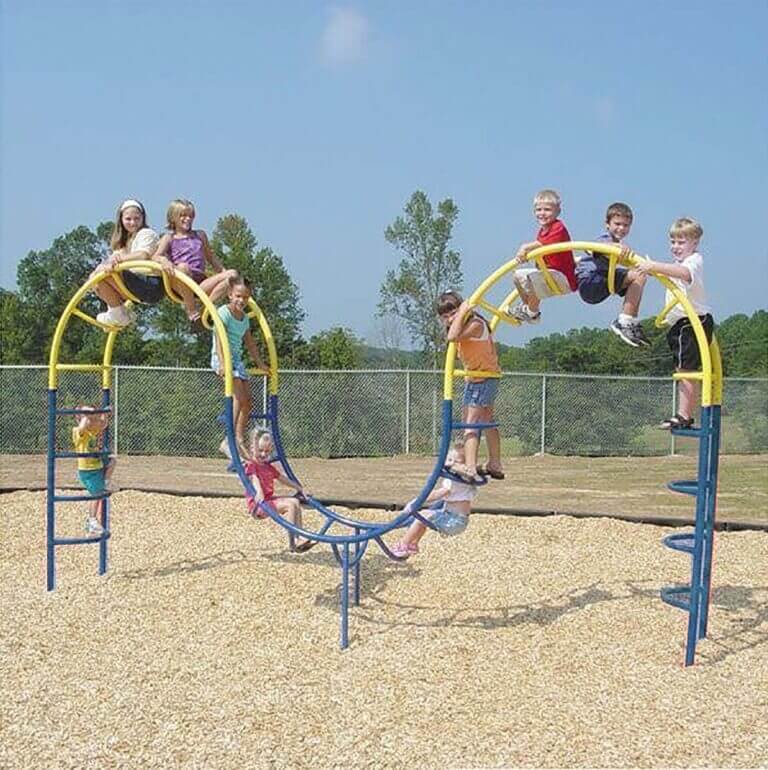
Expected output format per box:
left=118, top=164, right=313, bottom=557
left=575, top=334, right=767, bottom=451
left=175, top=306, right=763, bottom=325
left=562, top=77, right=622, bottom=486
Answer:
left=540, top=374, right=547, bottom=455
left=263, top=376, right=268, bottom=424
left=113, top=366, right=120, bottom=455
left=404, top=370, right=411, bottom=455
left=670, top=378, right=677, bottom=456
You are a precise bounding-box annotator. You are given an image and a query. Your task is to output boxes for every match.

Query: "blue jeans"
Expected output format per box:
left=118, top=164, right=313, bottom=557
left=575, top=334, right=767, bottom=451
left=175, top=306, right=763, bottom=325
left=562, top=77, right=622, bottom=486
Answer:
left=462, top=378, right=499, bottom=408
left=430, top=506, right=469, bottom=537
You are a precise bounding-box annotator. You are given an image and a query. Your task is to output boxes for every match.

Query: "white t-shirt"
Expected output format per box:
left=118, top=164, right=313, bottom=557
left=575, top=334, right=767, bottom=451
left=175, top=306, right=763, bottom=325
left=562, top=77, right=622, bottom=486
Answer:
left=440, top=477, right=477, bottom=504
left=665, top=252, right=711, bottom=324
left=114, top=227, right=159, bottom=259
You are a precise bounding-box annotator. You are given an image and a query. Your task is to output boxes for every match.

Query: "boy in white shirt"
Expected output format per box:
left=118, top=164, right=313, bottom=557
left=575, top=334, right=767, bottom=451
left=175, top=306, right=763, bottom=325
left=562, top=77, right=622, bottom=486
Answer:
left=637, top=217, right=714, bottom=429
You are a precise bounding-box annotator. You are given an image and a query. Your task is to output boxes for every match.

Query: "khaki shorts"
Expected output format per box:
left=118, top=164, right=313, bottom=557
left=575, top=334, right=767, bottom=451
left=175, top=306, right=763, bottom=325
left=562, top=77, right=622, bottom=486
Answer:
left=513, top=267, right=571, bottom=299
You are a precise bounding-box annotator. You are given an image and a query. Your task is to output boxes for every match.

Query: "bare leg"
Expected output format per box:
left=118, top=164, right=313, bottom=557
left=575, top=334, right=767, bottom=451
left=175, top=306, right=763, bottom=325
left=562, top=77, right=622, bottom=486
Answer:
left=170, top=264, right=199, bottom=318
left=201, top=270, right=238, bottom=304
left=462, top=404, right=482, bottom=474
left=513, top=274, right=540, bottom=313
left=233, top=378, right=252, bottom=450
left=677, top=376, right=699, bottom=421
left=400, top=518, right=428, bottom=548
left=276, top=497, right=314, bottom=548
left=482, top=407, right=502, bottom=473
left=621, top=270, right=647, bottom=318
left=91, top=269, right=127, bottom=308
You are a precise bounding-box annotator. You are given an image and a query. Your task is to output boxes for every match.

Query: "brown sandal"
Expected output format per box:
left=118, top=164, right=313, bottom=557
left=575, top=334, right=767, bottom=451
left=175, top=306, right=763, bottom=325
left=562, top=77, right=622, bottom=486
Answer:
left=477, top=463, right=505, bottom=480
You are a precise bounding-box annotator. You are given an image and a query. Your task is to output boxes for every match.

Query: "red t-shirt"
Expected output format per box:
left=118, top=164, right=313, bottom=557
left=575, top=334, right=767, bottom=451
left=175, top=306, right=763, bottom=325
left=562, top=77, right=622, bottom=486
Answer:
left=537, top=219, right=577, bottom=290
left=244, top=460, right=280, bottom=501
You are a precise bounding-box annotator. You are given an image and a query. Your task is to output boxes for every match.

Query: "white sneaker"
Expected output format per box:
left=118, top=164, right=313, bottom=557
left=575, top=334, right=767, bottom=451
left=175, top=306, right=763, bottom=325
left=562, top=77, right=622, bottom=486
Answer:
left=96, top=305, right=134, bottom=327
left=510, top=303, right=541, bottom=324
left=85, top=517, right=104, bottom=536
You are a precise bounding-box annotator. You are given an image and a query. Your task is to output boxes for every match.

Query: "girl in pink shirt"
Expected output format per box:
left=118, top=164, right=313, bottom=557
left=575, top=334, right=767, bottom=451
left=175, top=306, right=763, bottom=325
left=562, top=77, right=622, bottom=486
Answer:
left=244, top=431, right=316, bottom=552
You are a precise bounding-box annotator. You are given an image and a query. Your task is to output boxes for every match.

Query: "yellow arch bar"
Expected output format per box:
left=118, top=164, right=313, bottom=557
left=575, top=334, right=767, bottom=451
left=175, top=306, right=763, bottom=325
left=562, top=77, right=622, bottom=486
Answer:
left=444, top=241, right=722, bottom=407
left=47, top=261, right=280, bottom=400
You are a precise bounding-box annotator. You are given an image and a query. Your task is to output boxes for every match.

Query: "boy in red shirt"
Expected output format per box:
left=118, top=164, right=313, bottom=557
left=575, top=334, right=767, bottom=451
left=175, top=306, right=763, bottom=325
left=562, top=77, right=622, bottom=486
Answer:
left=511, top=189, right=577, bottom=323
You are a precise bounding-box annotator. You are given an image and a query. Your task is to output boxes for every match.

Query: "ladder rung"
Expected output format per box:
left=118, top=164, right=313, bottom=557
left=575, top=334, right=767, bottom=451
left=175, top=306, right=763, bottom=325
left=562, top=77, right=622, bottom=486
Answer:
left=660, top=584, right=691, bottom=612
left=662, top=532, right=696, bottom=554
left=56, top=364, right=108, bottom=373
left=53, top=532, right=111, bottom=546
left=56, top=407, right=112, bottom=416
left=249, top=413, right=270, bottom=420
left=53, top=491, right=113, bottom=502
left=54, top=451, right=111, bottom=459
left=671, top=425, right=705, bottom=438
left=71, top=308, right=118, bottom=331
left=667, top=480, right=699, bottom=497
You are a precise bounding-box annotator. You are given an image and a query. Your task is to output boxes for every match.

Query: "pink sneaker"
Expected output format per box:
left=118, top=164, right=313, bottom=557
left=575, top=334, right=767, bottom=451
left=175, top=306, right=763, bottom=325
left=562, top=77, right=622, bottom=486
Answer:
left=391, top=541, right=419, bottom=558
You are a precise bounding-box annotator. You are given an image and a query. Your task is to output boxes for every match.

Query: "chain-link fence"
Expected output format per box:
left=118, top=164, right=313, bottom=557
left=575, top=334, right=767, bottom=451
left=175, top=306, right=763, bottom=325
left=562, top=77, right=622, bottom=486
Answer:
left=1, top=365, right=766, bottom=458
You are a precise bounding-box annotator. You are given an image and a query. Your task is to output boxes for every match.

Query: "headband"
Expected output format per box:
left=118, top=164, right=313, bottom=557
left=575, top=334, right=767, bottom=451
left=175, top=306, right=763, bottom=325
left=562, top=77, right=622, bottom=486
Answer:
left=120, top=199, right=145, bottom=213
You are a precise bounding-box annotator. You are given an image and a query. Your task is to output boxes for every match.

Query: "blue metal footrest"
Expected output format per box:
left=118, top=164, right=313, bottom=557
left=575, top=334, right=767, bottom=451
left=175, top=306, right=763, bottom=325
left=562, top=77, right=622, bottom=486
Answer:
left=671, top=425, right=705, bottom=438
left=661, top=584, right=691, bottom=612
left=663, top=532, right=696, bottom=554
left=53, top=491, right=113, bottom=502
left=54, top=531, right=112, bottom=546
left=451, top=421, right=499, bottom=431
left=667, top=479, right=699, bottom=496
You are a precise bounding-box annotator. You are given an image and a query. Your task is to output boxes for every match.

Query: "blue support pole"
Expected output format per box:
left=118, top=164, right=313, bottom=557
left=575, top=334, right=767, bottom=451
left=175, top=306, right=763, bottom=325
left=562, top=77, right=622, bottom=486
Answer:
left=46, top=389, right=57, bottom=591
left=353, top=528, right=361, bottom=606
left=699, top=405, right=721, bottom=639
left=98, top=387, right=111, bottom=576
left=684, top=409, right=712, bottom=667
left=340, top=543, right=350, bottom=650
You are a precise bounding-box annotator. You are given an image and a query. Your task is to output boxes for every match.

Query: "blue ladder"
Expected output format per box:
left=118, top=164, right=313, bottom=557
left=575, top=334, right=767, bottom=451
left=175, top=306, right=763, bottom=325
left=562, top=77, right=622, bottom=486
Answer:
left=660, top=404, right=721, bottom=666
left=46, top=389, right=113, bottom=590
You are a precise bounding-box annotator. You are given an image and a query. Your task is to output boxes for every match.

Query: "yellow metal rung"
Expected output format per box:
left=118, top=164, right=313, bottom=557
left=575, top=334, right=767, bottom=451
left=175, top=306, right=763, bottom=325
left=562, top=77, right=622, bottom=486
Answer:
left=247, top=368, right=270, bottom=377
left=71, top=307, right=117, bottom=331
left=673, top=371, right=704, bottom=381
left=56, top=364, right=109, bottom=372
left=476, top=299, right=512, bottom=322
left=454, top=368, right=502, bottom=379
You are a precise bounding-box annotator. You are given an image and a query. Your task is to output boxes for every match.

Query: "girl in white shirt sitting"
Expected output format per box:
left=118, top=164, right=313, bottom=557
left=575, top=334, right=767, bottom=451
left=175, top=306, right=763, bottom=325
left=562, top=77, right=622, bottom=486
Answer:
left=391, top=441, right=477, bottom=559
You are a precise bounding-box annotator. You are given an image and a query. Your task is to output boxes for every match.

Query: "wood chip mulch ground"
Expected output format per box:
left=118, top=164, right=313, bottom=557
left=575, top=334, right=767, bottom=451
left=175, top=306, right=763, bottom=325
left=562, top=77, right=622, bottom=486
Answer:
left=1, top=490, right=767, bottom=769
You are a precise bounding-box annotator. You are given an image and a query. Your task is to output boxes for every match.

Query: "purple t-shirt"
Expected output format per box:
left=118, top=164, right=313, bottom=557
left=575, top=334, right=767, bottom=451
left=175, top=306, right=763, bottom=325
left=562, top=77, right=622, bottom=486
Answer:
left=168, top=232, right=206, bottom=279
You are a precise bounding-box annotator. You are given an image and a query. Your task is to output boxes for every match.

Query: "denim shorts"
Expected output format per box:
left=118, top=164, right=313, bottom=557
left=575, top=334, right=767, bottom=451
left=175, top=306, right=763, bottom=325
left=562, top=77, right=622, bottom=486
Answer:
left=121, top=270, right=165, bottom=304
left=78, top=468, right=106, bottom=495
left=577, top=268, right=628, bottom=304
left=430, top=506, right=469, bottom=537
left=463, top=378, right=499, bottom=408
left=210, top=352, right=249, bottom=380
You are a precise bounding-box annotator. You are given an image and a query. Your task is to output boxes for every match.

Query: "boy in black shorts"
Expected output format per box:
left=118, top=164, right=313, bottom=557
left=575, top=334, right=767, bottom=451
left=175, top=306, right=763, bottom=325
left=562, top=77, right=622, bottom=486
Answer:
left=637, top=217, right=714, bottom=429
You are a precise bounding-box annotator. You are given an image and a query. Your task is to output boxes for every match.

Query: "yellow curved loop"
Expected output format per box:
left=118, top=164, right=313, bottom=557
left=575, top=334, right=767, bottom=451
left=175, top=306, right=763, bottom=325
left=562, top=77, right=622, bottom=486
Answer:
left=111, top=272, right=142, bottom=305
left=246, top=298, right=279, bottom=394
left=445, top=240, right=720, bottom=413
left=607, top=254, right=617, bottom=296
left=533, top=254, right=565, bottom=296
left=48, top=260, right=235, bottom=399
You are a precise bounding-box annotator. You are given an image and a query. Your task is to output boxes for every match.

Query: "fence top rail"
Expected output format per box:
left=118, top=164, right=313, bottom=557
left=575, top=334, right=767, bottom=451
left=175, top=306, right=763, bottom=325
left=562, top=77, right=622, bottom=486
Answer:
left=0, top=364, right=766, bottom=383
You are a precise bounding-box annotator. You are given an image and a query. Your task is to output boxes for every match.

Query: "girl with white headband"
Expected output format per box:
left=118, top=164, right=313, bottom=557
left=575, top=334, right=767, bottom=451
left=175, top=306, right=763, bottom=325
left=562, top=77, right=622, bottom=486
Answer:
left=92, top=199, right=170, bottom=326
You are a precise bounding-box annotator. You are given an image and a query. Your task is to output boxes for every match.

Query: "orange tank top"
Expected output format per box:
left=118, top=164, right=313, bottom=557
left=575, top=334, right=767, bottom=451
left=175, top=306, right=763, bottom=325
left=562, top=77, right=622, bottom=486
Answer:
left=456, top=316, right=500, bottom=383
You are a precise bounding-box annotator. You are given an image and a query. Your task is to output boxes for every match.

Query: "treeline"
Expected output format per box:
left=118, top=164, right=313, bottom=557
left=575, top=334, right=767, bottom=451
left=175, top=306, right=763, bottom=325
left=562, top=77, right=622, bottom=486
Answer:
left=1, top=195, right=766, bottom=378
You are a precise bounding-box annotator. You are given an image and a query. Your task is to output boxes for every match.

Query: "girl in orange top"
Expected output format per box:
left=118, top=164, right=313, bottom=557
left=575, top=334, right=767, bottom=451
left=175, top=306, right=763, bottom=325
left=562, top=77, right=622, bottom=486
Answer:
left=437, top=291, right=504, bottom=483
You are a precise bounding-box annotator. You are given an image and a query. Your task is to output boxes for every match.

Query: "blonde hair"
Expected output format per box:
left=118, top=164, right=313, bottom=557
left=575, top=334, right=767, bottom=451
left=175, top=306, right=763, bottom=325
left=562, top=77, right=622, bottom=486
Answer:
left=166, top=199, right=195, bottom=231
left=533, top=189, right=561, bottom=209
left=249, top=428, right=273, bottom=452
left=669, top=217, right=703, bottom=242
left=110, top=199, right=147, bottom=251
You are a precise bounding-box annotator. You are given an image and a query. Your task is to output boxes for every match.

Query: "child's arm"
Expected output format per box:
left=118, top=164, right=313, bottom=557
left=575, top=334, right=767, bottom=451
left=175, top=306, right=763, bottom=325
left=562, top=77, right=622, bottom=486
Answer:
left=151, top=234, right=176, bottom=276
left=445, top=300, right=485, bottom=342
left=243, top=329, right=267, bottom=370
left=199, top=231, right=226, bottom=273
left=275, top=469, right=310, bottom=498
left=636, top=259, right=692, bottom=282
left=515, top=240, right=542, bottom=260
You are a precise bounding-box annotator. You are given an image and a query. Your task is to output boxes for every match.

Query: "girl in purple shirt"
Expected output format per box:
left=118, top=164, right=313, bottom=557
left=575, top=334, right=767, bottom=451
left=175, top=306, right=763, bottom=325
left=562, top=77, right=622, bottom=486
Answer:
left=154, top=198, right=238, bottom=324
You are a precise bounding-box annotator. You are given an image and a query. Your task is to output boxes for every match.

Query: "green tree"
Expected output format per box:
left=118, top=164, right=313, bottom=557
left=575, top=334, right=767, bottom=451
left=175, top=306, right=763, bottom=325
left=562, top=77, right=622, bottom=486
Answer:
left=293, top=327, right=363, bottom=369
left=378, top=191, right=463, bottom=367
left=210, top=215, right=304, bottom=359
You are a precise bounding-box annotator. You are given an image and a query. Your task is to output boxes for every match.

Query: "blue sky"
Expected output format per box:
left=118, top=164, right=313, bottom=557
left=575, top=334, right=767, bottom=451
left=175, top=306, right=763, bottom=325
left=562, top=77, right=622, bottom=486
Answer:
left=2, top=1, right=767, bottom=348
